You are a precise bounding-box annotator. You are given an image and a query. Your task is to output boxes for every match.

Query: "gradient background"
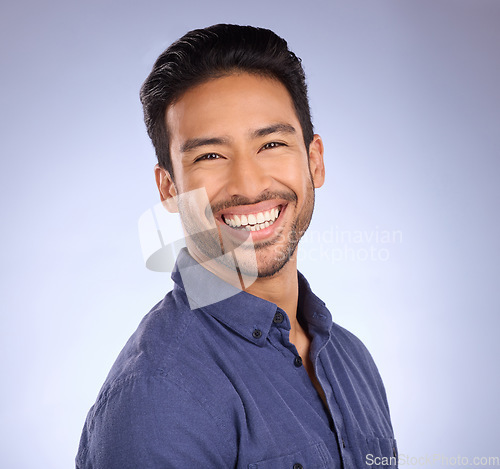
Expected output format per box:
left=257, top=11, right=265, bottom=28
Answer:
left=1, top=1, right=499, bottom=467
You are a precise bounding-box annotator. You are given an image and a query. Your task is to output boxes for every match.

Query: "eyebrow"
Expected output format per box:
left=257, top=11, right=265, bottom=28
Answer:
left=180, top=123, right=297, bottom=154
left=180, top=136, right=230, bottom=154
left=250, top=123, right=297, bottom=139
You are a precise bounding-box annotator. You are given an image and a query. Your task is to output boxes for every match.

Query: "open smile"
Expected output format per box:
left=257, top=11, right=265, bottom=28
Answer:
left=215, top=200, right=288, bottom=241
left=222, top=205, right=282, bottom=232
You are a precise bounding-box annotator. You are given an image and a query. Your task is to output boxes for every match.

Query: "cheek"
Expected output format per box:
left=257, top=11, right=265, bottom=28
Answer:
left=273, top=160, right=311, bottom=193
left=180, top=169, right=227, bottom=200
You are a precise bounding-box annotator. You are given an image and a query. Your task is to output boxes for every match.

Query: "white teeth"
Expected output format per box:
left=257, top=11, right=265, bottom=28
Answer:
left=223, top=206, right=281, bottom=229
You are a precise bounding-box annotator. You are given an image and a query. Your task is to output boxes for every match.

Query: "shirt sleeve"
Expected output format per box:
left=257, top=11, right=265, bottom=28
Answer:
left=76, top=374, right=235, bottom=469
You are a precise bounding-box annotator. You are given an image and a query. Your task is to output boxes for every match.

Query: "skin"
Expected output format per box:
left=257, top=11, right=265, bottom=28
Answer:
left=155, top=73, right=325, bottom=386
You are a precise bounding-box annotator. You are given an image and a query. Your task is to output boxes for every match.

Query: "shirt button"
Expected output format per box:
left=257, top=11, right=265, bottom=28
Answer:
left=273, top=311, right=284, bottom=324
left=252, top=329, right=262, bottom=339
left=294, top=356, right=303, bottom=367
left=293, top=464, right=303, bottom=469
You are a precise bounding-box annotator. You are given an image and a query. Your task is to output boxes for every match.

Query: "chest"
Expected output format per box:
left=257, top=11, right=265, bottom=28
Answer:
left=203, top=330, right=397, bottom=468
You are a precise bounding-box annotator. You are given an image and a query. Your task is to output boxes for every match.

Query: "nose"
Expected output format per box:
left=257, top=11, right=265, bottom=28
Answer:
left=224, top=155, right=272, bottom=200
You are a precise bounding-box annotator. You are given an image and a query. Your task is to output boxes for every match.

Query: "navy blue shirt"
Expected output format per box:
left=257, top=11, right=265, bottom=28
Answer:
left=77, top=249, right=397, bottom=468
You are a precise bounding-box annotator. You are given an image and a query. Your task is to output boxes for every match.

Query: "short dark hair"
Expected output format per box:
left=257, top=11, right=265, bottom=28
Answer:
left=140, top=23, right=314, bottom=177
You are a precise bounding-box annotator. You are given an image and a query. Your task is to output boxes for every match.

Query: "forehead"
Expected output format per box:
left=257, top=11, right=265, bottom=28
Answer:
left=165, top=73, right=302, bottom=146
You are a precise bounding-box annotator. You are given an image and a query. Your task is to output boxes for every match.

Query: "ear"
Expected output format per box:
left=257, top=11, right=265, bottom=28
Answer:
left=308, top=134, right=325, bottom=189
left=154, top=164, right=178, bottom=213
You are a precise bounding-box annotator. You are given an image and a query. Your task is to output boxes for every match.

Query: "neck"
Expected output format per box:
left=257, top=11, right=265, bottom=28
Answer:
left=245, top=251, right=307, bottom=346
left=245, top=251, right=310, bottom=357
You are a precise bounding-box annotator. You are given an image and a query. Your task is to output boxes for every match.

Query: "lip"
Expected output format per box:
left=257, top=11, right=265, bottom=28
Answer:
left=216, top=201, right=288, bottom=243
left=217, top=199, right=287, bottom=217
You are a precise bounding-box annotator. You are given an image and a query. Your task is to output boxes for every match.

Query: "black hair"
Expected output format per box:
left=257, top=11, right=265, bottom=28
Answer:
left=140, top=23, right=314, bottom=177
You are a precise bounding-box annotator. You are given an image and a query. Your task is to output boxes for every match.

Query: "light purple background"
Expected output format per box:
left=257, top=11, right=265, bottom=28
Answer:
left=1, top=1, right=499, bottom=467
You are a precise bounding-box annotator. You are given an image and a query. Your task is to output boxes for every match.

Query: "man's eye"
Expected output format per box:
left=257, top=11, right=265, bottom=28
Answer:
left=261, top=142, right=285, bottom=151
left=196, top=153, right=221, bottom=162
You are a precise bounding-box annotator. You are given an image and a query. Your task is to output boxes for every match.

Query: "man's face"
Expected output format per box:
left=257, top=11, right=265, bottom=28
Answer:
left=159, top=73, right=324, bottom=278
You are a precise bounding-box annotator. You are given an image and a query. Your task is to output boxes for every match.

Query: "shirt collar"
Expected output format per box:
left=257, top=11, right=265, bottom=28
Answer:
left=171, top=249, right=277, bottom=346
left=171, top=248, right=332, bottom=345
left=297, top=271, right=333, bottom=338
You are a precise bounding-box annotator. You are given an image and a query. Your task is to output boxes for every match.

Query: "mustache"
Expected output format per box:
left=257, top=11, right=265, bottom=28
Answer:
left=208, top=191, right=297, bottom=217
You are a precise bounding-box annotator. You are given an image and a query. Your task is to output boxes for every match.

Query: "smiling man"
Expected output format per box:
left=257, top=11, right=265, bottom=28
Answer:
left=77, top=24, right=397, bottom=469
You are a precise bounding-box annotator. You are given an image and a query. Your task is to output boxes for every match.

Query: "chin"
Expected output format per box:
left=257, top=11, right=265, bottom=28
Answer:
left=252, top=244, right=298, bottom=278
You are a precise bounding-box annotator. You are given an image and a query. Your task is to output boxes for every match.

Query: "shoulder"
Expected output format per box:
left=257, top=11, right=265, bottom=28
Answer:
left=329, top=321, right=383, bottom=378
left=95, top=289, right=237, bottom=415
left=330, top=321, right=372, bottom=356
left=77, top=292, right=238, bottom=468
left=102, top=290, right=193, bottom=385
left=327, top=321, right=392, bottom=415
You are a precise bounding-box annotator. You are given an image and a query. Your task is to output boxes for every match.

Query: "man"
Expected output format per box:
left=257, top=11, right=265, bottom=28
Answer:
left=77, top=24, right=397, bottom=468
